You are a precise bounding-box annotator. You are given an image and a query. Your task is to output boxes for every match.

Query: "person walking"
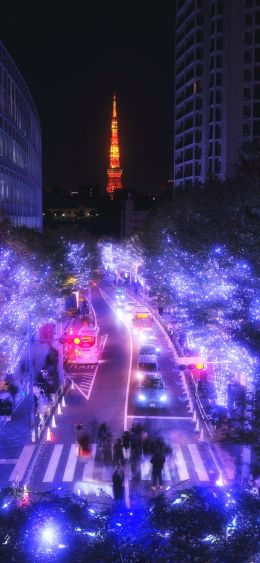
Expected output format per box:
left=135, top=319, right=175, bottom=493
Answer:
left=122, top=430, right=130, bottom=461
left=150, top=450, right=166, bottom=490
left=76, top=424, right=91, bottom=457
left=113, top=438, right=125, bottom=466
left=112, top=464, right=125, bottom=502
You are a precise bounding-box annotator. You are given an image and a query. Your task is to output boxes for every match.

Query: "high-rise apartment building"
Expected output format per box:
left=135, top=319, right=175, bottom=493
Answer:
left=0, top=41, right=42, bottom=229
left=174, top=0, right=260, bottom=187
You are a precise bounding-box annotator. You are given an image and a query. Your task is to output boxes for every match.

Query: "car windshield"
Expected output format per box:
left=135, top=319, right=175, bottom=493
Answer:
left=138, top=362, right=157, bottom=371
left=140, top=378, right=164, bottom=389
left=139, top=347, right=155, bottom=355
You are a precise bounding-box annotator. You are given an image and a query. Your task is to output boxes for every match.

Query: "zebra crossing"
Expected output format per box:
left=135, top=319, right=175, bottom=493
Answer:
left=10, top=441, right=223, bottom=487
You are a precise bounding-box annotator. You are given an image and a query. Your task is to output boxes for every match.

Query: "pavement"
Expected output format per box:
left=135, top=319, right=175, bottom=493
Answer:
left=0, top=340, right=51, bottom=487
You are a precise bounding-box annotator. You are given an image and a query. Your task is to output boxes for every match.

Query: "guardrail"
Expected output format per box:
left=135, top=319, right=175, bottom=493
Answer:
left=37, top=377, right=70, bottom=438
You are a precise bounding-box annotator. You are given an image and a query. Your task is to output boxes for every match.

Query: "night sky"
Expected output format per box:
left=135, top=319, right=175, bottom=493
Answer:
left=1, top=1, right=173, bottom=193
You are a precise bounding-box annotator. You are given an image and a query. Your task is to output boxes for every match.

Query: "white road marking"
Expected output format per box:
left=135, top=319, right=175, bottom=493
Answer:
left=188, top=444, right=209, bottom=481
left=87, top=334, right=108, bottom=399
left=0, top=459, right=17, bottom=464
left=140, top=457, right=151, bottom=480
left=9, top=445, right=35, bottom=483
left=173, top=444, right=190, bottom=482
left=43, top=444, right=63, bottom=482
left=127, top=415, right=192, bottom=420
left=82, top=444, right=97, bottom=481
left=63, top=444, right=78, bottom=482
left=163, top=460, right=171, bottom=481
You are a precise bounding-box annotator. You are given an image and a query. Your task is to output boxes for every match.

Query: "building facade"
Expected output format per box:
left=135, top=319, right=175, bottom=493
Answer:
left=0, top=41, right=42, bottom=229
left=174, top=0, right=260, bottom=187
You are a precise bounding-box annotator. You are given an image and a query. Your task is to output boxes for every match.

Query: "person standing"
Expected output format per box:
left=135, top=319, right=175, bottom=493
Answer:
left=113, top=438, right=125, bottom=466
left=122, top=430, right=130, bottom=461
left=150, top=450, right=166, bottom=490
left=112, top=464, right=125, bottom=502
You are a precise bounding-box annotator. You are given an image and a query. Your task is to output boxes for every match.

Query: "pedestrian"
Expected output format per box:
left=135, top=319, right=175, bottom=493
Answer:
left=122, top=430, right=130, bottom=461
left=112, top=464, right=125, bottom=501
left=150, top=450, right=166, bottom=490
left=113, top=438, right=125, bottom=465
left=76, top=424, right=91, bottom=457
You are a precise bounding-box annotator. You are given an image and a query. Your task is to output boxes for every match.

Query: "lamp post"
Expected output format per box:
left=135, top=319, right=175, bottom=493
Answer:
left=28, top=314, right=36, bottom=443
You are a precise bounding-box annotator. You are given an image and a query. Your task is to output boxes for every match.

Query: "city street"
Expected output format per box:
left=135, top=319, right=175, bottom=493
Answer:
left=0, top=283, right=229, bottom=503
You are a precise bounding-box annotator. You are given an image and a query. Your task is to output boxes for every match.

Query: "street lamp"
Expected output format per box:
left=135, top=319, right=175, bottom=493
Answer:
left=28, top=314, right=36, bottom=443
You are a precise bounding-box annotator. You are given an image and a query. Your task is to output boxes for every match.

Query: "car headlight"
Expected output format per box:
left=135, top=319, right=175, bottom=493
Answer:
left=156, top=347, right=161, bottom=352
left=138, top=393, right=146, bottom=401
left=137, top=372, right=143, bottom=380
left=160, top=394, right=167, bottom=402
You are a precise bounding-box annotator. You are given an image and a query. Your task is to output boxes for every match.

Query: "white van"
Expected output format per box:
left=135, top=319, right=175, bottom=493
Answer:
left=137, top=354, right=159, bottom=379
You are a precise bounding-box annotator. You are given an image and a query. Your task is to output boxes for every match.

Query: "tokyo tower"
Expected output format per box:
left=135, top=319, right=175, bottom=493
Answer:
left=106, top=93, right=123, bottom=196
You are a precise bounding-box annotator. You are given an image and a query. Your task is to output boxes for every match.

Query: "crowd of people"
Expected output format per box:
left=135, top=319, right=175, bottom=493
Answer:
left=75, top=420, right=172, bottom=501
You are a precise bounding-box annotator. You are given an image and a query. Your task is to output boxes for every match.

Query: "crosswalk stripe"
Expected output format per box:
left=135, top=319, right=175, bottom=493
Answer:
left=82, top=444, right=97, bottom=482
left=140, top=458, right=151, bottom=480
left=173, top=444, right=190, bottom=482
left=188, top=444, right=209, bottom=481
left=31, top=442, right=222, bottom=485
left=163, top=460, right=171, bottom=481
left=43, top=444, right=63, bottom=482
left=101, top=462, right=113, bottom=481
left=63, top=444, right=78, bottom=482
left=9, top=445, right=35, bottom=483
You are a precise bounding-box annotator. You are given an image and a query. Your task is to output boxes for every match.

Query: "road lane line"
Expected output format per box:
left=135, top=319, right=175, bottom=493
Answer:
left=173, top=444, right=190, bottom=482
left=0, top=459, right=18, bottom=464
left=87, top=334, right=108, bottom=400
left=43, top=444, right=63, bottom=482
left=99, top=286, right=133, bottom=507
left=188, top=444, right=209, bottom=481
left=63, top=444, right=78, bottom=482
left=9, top=445, right=35, bottom=483
left=127, top=415, right=192, bottom=420
left=82, top=444, right=97, bottom=481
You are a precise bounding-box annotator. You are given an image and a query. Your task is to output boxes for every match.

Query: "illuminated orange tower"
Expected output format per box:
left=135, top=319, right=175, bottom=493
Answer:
left=107, top=93, right=123, bottom=196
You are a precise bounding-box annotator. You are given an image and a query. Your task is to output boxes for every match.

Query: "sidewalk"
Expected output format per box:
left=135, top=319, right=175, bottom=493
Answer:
left=0, top=340, right=51, bottom=487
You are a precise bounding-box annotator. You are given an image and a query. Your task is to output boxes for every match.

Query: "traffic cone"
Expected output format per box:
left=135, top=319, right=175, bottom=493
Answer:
left=57, top=402, right=62, bottom=415
left=62, top=396, right=66, bottom=408
left=51, top=414, right=57, bottom=428
left=198, top=427, right=205, bottom=441
left=46, top=426, right=52, bottom=441
left=195, top=418, right=200, bottom=432
left=192, top=410, right=197, bottom=423
left=71, top=378, right=75, bottom=390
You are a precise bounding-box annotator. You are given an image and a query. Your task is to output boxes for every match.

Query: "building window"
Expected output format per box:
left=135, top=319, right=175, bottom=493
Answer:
left=243, top=105, right=250, bottom=118
left=253, top=120, right=260, bottom=136
left=216, top=37, right=223, bottom=50
left=216, top=73, right=223, bottom=86
left=245, top=32, right=252, bottom=45
left=254, top=102, right=260, bottom=117
left=215, top=124, right=221, bottom=138
left=244, top=51, right=252, bottom=64
left=244, top=69, right=251, bottom=82
left=215, top=159, right=221, bottom=173
left=217, top=19, right=223, bottom=33
left=216, top=90, right=222, bottom=103
left=245, top=13, right=253, bottom=26
left=243, top=124, right=250, bottom=136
